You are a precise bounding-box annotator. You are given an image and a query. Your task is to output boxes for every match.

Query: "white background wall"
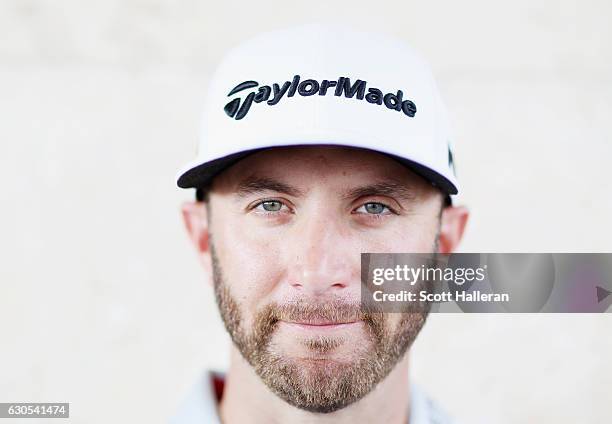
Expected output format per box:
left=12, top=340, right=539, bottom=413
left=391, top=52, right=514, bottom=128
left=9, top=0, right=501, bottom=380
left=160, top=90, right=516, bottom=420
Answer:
left=1, top=1, right=611, bottom=423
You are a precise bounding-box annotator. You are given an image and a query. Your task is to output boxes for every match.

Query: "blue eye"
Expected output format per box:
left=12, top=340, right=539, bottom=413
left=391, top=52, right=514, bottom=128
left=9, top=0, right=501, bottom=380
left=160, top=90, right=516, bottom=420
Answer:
left=252, top=200, right=291, bottom=214
left=260, top=200, right=283, bottom=212
left=357, top=202, right=390, bottom=215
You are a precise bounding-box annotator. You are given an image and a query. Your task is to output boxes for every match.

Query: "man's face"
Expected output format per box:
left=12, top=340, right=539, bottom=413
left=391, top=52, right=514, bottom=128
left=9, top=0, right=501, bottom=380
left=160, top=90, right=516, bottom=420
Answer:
left=205, top=146, right=443, bottom=413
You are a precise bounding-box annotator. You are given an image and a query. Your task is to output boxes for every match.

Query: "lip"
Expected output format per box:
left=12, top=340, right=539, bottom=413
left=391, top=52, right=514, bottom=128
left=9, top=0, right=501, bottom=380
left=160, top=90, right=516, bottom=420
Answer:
left=280, top=320, right=361, bottom=331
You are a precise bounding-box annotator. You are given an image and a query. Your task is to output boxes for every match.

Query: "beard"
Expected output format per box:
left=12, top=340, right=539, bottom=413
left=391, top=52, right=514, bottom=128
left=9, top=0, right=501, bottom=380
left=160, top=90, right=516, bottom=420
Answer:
left=210, top=242, right=434, bottom=413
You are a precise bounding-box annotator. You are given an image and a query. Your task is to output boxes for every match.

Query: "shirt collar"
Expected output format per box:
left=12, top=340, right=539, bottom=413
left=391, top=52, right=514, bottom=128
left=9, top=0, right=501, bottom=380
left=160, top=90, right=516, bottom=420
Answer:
left=169, top=370, right=455, bottom=424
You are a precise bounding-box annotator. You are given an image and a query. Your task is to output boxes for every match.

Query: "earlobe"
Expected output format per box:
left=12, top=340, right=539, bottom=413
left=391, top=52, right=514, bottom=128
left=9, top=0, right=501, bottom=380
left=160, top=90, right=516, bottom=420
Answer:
left=438, top=205, right=469, bottom=254
left=181, top=201, right=214, bottom=279
left=181, top=201, right=210, bottom=254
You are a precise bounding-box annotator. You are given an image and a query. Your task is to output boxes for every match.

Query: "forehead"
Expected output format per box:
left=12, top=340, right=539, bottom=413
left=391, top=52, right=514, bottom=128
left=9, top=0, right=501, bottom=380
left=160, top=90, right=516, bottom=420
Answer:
left=211, top=146, right=432, bottom=193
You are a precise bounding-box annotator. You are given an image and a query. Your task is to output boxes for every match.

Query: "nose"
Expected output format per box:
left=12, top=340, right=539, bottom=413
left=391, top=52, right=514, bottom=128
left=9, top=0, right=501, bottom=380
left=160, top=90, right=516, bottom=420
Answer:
left=285, top=216, right=356, bottom=297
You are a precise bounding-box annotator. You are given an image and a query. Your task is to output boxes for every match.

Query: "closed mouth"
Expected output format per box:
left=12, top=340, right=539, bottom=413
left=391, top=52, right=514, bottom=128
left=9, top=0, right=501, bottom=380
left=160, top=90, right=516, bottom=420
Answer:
left=282, top=319, right=360, bottom=328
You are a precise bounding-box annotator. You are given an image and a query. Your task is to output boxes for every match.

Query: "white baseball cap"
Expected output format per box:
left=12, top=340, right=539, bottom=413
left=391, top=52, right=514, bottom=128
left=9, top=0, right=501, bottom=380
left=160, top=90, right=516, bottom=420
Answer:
left=177, top=23, right=459, bottom=201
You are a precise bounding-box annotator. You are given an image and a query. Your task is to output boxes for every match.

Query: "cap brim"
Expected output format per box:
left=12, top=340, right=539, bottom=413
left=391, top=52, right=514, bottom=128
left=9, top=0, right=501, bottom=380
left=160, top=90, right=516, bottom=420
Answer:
left=176, top=144, right=458, bottom=196
left=177, top=148, right=264, bottom=189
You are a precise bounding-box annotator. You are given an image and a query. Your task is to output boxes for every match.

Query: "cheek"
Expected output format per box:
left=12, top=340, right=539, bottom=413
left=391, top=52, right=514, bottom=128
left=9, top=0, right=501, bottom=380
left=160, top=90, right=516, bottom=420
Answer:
left=354, top=217, right=440, bottom=254
left=212, top=217, right=285, bottom=324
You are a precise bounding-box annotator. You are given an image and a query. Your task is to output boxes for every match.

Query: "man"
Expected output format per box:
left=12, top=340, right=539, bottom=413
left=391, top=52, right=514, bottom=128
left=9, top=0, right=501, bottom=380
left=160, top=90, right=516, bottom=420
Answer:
left=173, top=24, right=469, bottom=424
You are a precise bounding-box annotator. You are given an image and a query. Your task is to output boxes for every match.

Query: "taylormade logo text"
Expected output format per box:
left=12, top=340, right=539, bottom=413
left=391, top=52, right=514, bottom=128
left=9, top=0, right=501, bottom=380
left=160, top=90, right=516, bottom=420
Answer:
left=224, top=75, right=417, bottom=120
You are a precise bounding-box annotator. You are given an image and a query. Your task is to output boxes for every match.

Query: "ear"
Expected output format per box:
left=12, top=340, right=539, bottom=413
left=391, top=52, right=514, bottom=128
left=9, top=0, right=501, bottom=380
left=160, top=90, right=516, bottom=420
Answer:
left=438, top=205, right=469, bottom=254
left=181, top=201, right=213, bottom=277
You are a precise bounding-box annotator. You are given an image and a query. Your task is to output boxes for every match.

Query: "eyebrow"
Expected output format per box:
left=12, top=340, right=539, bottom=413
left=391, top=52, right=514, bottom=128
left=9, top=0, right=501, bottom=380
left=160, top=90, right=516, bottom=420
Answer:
left=342, top=181, right=418, bottom=202
left=235, top=177, right=417, bottom=202
left=235, top=176, right=306, bottom=198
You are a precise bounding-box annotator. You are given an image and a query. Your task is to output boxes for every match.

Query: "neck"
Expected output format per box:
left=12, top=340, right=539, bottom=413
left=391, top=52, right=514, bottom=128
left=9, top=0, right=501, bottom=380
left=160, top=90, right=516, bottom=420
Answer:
left=219, top=347, right=412, bottom=424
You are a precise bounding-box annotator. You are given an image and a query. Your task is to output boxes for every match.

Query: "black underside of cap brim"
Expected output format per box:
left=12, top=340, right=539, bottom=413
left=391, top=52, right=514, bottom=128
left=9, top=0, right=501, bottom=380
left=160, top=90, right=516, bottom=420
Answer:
left=177, top=146, right=458, bottom=196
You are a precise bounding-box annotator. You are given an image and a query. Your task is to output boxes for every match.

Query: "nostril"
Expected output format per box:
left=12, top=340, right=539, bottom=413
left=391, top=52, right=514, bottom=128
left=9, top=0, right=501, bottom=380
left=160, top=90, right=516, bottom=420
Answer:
left=331, top=282, right=347, bottom=289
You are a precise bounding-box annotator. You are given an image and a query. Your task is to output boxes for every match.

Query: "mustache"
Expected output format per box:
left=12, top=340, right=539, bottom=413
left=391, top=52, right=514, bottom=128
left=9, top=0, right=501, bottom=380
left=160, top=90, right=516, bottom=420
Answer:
left=265, top=300, right=366, bottom=324
left=250, top=300, right=386, bottom=343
